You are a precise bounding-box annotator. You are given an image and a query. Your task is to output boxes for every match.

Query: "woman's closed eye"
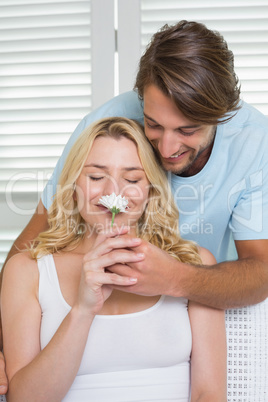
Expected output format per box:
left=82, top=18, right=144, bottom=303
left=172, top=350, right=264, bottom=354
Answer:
left=125, top=178, right=140, bottom=184
left=124, top=174, right=145, bottom=184
left=88, top=176, right=140, bottom=184
left=88, top=175, right=104, bottom=181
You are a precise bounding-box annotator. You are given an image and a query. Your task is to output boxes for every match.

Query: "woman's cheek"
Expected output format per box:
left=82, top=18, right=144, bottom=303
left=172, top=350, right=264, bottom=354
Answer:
left=124, top=186, right=149, bottom=215
left=75, top=182, right=97, bottom=212
left=123, top=185, right=143, bottom=203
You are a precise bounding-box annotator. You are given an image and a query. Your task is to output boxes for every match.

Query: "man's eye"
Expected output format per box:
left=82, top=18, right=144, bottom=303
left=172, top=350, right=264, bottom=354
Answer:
left=179, top=130, right=196, bottom=136
left=146, top=121, right=159, bottom=129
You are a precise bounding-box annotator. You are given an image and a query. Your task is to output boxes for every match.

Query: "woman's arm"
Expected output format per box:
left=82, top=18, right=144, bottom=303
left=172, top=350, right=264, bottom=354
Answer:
left=189, top=248, right=227, bottom=401
left=1, top=253, right=94, bottom=402
left=2, top=236, right=140, bottom=402
left=189, top=302, right=227, bottom=401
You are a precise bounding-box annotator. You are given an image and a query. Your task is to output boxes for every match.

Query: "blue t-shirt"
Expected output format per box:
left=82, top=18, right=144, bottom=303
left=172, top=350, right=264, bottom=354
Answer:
left=42, top=91, right=268, bottom=262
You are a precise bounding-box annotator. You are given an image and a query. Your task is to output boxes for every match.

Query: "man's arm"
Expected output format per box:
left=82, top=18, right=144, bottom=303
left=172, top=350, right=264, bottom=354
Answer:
left=178, top=238, right=268, bottom=309
left=109, top=238, right=268, bottom=309
left=0, top=199, right=48, bottom=282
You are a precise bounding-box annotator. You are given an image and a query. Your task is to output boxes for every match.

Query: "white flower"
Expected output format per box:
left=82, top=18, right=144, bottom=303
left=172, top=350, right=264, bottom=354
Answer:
left=98, top=193, right=128, bottom=226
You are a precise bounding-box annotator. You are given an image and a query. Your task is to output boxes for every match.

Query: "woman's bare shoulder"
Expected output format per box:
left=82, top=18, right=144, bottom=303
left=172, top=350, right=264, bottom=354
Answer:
left=198, top=246, right=217, bottom=266
left=5, top=250, right=35, bottom=265
left=3, top=251, right=38, bottom=281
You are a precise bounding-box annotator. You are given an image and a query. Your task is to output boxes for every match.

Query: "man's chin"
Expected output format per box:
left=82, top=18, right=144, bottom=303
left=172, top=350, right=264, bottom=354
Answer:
left=160, top=159, right=189, bottom=175
left=159, top=153, right=196, bottom=176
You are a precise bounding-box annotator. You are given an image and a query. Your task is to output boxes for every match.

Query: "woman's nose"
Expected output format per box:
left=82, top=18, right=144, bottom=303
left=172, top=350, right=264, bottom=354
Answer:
left=103, top=175, right=120, bottom=196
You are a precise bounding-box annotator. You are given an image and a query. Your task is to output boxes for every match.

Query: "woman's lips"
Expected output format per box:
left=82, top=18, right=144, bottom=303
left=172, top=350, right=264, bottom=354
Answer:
left=96, top=205, right=110, bottom=213
left=96, top=205, right=127, bottom=214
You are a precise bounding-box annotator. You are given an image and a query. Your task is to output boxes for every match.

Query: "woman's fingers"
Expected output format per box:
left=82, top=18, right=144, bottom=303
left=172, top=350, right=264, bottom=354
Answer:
left=83, top=248, right=144, bottom=273
left=93, top=225, right=130, bottom=247
left=84, top=270, right=137, bottom=288
left=80, top=231, right=142, bottom=310
left=84, top=235, right=142, bottom=263
left=77, top=269, right=137, bottom=315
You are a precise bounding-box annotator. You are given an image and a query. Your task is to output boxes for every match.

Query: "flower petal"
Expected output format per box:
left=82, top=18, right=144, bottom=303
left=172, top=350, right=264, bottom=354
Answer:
left=98, top=193, right=128, bottom=212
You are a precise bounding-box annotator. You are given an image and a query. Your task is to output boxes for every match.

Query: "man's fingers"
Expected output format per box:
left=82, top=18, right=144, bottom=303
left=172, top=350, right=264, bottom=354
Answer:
left=106, top=263, right=135, bottom=277
left=0, top=352, right=8, bottom=395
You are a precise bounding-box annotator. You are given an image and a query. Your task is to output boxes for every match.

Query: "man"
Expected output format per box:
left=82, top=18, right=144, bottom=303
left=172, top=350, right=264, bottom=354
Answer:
left=2, top=20, right=268, bottom=398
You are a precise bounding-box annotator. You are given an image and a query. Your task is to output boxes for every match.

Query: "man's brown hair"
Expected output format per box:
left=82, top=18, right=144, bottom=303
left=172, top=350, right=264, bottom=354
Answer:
left=135, top=20, right=241, bottom=125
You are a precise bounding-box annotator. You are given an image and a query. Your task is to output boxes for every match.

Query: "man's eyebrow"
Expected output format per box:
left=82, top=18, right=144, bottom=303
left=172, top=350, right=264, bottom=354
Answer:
left=84, top=164, right=144, bottom=171
left=143, top=112, right=200, bottom=129
left=143, top=113, right=159, bottom=124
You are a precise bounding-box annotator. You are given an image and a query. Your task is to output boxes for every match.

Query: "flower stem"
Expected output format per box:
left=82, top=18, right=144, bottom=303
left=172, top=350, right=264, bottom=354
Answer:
left=111, top=212, right=115, bottom=227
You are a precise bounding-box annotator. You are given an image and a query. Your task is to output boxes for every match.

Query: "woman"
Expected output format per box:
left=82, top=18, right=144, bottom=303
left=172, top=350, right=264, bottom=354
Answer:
left=1, top=117, right=226, bottom=401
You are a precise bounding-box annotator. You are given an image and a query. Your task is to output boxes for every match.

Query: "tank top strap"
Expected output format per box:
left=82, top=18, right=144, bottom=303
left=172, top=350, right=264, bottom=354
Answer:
left=37, top=254, right=71, bottom=310
left=37, top=254, right=59, bottom=285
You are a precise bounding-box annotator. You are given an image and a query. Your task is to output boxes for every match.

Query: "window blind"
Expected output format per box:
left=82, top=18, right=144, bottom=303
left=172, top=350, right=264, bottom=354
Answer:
left=0, top=0, right=92, bottom=268
left=140, top=0, right=268, bottom=116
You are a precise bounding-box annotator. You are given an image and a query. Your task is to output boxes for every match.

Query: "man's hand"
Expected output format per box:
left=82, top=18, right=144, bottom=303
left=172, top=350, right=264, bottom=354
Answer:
left=110, top=236, right=268, bottom=309
left=0, top=352, right=7, bottom=395
left=108, top=238, right=185, bottom=297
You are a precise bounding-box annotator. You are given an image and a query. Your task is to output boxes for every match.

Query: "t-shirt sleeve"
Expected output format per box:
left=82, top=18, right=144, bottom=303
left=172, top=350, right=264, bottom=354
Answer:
left=229, top=164, right=268, bottom=241
left=41, top=91, right=143, bottom=210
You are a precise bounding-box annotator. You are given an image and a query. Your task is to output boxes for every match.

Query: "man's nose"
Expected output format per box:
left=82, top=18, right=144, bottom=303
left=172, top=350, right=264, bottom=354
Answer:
left=157, top=131, right=181, bottom=158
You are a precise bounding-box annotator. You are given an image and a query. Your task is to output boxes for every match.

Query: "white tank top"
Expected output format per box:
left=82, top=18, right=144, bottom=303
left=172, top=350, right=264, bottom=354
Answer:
left=38, top=254, right=192, bottom=401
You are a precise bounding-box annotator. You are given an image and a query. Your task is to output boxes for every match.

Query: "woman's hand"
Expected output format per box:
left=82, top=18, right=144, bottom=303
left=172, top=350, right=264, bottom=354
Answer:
left=75, top=229, right=144, bottom=316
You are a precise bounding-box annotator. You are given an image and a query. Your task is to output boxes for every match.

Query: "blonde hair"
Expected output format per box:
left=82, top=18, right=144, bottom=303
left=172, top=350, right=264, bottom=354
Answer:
left=31, top=117, right=202, bottom=265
